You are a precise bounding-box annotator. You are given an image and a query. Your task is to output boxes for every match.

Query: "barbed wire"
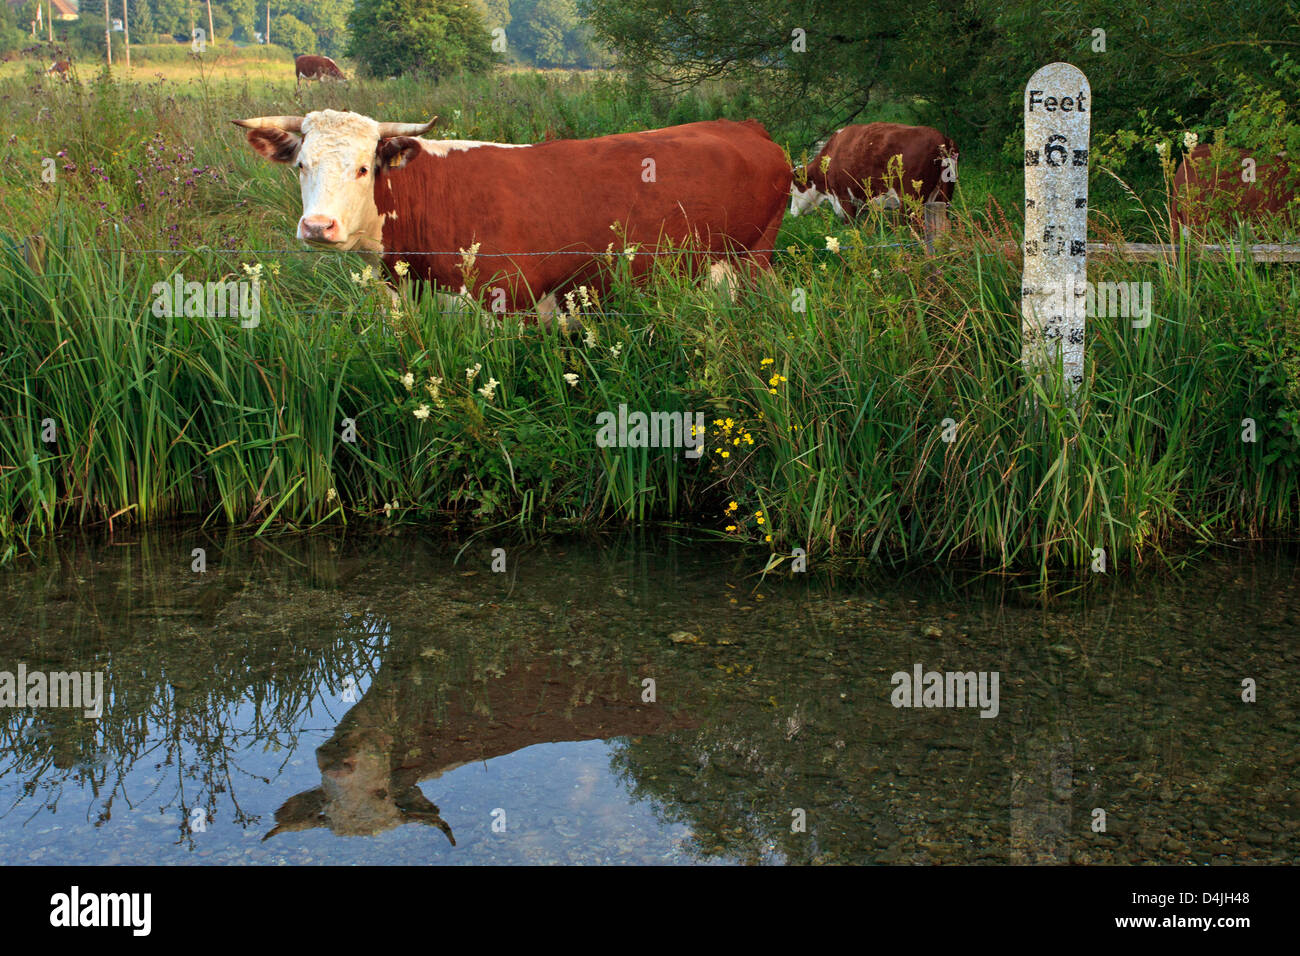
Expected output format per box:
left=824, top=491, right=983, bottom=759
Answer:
left=56, top=309, right=733, bottom=321
left=66, top=239, right=926, bottom=257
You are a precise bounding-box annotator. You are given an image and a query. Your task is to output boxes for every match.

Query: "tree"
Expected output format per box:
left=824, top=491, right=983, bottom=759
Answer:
left=272, top=13, right=314, bottom=54
left=584, top=0, right=1300, bottom=153
left=347, top=0, right=495, bottom=79
left=129, top=0, right=155, bottom=39
left=287, top=0, right=351, bottom=57
left=514, top=0, right=594, bottom=68
left=149, top=0, right=191, bottom=36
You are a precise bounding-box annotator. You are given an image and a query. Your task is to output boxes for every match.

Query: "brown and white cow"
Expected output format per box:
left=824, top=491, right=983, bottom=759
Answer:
left=1171, top=143, right=1298, bottom=237
left=47, top=60, right=71, bottom=79
left=790, top=122, right=957, bottom=219
left=235, top=109, right=791, bottom=312
left=294, top=54, right=345, bottom=88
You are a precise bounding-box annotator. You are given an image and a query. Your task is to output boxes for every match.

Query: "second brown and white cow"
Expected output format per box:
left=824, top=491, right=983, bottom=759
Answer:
left=790, top=122, right=957, bottom=219
left=235, top=109, right=791, bottom=312
left=1171, top=143, right=1298, bottom=237
left=294, top=54, right=345, bottom=88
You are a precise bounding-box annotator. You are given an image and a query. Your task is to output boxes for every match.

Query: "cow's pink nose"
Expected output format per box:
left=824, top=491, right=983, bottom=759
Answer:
left=300, top=215, right=341, bottom=242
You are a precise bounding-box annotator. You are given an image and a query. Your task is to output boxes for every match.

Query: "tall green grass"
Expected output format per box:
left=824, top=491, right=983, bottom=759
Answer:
left=0, top=68, right=1296, bottom=572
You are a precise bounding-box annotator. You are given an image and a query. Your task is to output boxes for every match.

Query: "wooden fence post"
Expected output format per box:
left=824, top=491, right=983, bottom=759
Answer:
left=924, top=202, right=950, bottom=254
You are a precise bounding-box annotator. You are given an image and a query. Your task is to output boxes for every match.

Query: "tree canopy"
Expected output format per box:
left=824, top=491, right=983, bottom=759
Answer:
left=347, top=0, right=496, bottom=79
left=583, top=0, right=1300, bottom=153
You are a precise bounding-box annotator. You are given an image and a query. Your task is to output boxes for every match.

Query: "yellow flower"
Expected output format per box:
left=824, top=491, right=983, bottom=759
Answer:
left=726, top=501, right=738, bottom=512
left=721, top=451, right=730, bottom=458
left=761, top=358, right=774, bottom=366
left=725, top=525, right=737, bottom=532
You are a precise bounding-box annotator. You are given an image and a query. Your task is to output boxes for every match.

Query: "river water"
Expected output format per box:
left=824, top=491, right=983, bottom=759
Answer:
left=0, top=533, right=1295, bottom=864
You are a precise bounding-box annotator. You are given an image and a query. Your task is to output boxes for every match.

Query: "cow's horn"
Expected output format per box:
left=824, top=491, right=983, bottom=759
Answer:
left=377, top=117, right=438, bottom=138
left=232, top=116, right=305, bottom=132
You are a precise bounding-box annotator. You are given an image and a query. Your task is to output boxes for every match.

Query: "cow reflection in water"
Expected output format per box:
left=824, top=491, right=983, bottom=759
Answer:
left=264, top=645, right=687, bottom=846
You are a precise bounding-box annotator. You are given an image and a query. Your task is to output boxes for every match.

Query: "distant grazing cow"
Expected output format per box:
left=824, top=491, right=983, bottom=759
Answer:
left=234, top=109, right=791, bottom=313
left=47, top=60, right=71, bottom=79
left=1171, top=144, right=1298, bottom=236
left=790, top=122, right=957, bottom=219
left=294, top=54, right=345, bottom=88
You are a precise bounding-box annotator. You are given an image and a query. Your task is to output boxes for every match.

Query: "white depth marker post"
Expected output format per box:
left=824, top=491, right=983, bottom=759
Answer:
left=1022, top=62, right=1091, bottom=395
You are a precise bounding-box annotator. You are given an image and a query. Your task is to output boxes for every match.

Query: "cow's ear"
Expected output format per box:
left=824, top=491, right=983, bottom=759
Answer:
left=243, top=127, right=300, bottom=164
left=377, top=137, right=423, bottom=172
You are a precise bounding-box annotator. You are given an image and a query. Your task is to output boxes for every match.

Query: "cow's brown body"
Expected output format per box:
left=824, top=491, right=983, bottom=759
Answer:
left=798, top=123, right=957, bottom=217
left=295, top=54, right=344, bottom=86
left=47, top=60, right=71, bottom=78
left=374, top=119, right=790, bottom=310
left=1171, top=144, right=1298, bottom=235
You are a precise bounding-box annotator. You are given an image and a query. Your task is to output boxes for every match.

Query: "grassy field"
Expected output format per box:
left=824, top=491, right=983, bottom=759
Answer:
left=0, top=55, right=1297, bottom=574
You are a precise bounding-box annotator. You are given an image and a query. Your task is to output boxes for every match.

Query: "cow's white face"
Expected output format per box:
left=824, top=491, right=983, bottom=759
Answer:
left=790, top=184, right=850, bottom=220
left=238, top=109, right=428, bottom=252
left=788, top=184, right=827, bottom=217
left=292, top=111, right=385, bottom=250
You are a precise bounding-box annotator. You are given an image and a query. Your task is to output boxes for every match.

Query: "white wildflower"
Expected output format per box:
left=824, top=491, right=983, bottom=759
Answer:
left=400, top=372, right=415, bottom=391
left=1155, top=141, right=1169, bottom=160
left=394, top=260, right=410, bottom=277
left=466, top=362, right=482, bottom=383
left=458, top=241, right=481, bottom=275
left=623, top=245, right=637, bottom=262
left=241, top=262, right=263, bottom=278
left=584, top=327, right=598, bottom=348
left=413, top=404, right=431, bottom=420
left=610, top=342, right=623, bottom=359
left=825, top=236, right=840, bottom=253
left=563, top=372, right=579, bottom=387
left=477, top=377, right=500, bottom=401
left=1183, top=131, right=1198, bottom=151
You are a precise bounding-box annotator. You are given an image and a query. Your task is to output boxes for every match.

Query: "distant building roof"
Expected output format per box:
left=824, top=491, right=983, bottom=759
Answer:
left=10, top=0, right=79, bottom=17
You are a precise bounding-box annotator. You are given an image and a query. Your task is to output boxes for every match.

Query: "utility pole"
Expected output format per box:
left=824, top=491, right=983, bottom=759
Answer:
left=47, top=1, right=53, bottom=42
left=103, top=0, right=112, bottom=66
left=122, top=0, right=130, bottom=67
left=206, top=0, right=214, bottom=47
left=266, top=1, right=271, bottom=46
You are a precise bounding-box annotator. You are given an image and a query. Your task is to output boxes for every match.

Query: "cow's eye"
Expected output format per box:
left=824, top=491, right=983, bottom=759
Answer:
left=358, top=165, right=369, bottom=177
